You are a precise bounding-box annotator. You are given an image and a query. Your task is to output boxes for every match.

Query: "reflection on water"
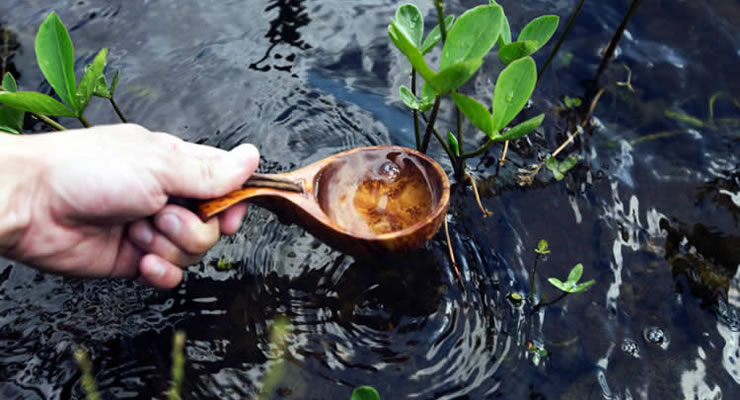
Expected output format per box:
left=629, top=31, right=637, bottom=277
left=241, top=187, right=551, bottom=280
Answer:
left=1, top=0, right=740, bottom=398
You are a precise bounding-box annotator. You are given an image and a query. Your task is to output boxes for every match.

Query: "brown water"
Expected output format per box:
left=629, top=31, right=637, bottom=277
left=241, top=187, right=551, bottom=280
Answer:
left=316, top=150, right=434, bottom=235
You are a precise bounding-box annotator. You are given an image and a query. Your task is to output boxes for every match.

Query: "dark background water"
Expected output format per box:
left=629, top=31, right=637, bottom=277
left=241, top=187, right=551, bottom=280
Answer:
left=1, top=0, right=739, bottom=398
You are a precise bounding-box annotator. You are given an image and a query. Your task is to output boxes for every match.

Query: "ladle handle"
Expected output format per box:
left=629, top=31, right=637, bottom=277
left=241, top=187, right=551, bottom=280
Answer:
left=192, top=172, right=304, bottom=220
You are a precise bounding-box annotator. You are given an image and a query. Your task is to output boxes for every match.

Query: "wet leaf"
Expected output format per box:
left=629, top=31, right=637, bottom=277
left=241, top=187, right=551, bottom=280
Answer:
left=544, top=155, right=564, bottom=180
left=498, top=40, right=539, bottom=65
left=420, top=83, right=435, bottom=111
left=563, top=95, right=581, bottom=108
left=490, top=1, right=512, bottom=48
left=109, top=70, right=120, bottom=95
left=518, top=15, right=559, bottom=51
left=351, top=386, right=381, bottom=400
left=440, top=4, right=503, bottom=70
left=547, top=277, right=572, bottom=292
left=447, top=131, right=459, bottom=156
left=0, top=73, right=25, bottom=134
left=427, top=57, right=483, bottom=95
left=395, top=4, right=424, bottom=49
left=0, top=91, right=76, bottom=117
left=492, top=56, right=537, bottom=131
left=567, top=263, right=584, bottom=283
left=399, top=85, right=421, bottom=110
left=388, top=22, right=436, bottom=83
left=450, top=92, right=494, bottom=136
left=559, top=154, right=579, bottom=173
left=573, top=279, right=595, bottom=293
left=35, top=12, right=78, bottom=112
left=499, top=113, right=544, bottom=141
left=421, top=15, right=454, bottom=55
left=76, top=48, right=108, bottom=113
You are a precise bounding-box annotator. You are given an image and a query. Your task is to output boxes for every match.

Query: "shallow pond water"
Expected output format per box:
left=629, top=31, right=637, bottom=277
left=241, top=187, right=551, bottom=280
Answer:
left=1, top=0, right=739, bottom=399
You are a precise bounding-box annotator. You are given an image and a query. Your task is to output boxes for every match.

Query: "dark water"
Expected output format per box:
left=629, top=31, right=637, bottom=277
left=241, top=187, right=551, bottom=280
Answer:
left=1, top=0, right=739, bottom=398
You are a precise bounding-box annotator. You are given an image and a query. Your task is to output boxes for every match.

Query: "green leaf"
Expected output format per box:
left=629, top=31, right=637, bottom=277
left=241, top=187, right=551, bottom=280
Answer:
left=573, top=279, right=595, bottom=293
left=35, top=12, right=77, bottom=112
left=544, top=155, right=564, bottom=180
left=559, top=154, right=579, bottom=173
left=547, top=277, right=569, bottom=292
left=427, top=57, right=483, bottom=95
left=0, top=106, right=24, bottom=134
left=395, top=4, right=424, bottom=49
left=492, top=56, right=537, bottom=131
left=76, top=48, right=108, bottom=113
left=498, top=40, right=539, bottom=65
left=388, top=22, right=436, bottom=83
left=0, top=91, right=76, bottom=117
left=447, top=131, right=459, bottom=156
left=2, top=72, right=18, bottom=92
left=351, top=386, right=381, bottom=400
left=420, top=83, right=435, bottom=112
left=490, top=1, right=512, bottom=47
left=563, top=95, right=581, bottom=108
left=518, top=15, right=559, bottom=52
left=450, top=92, right=494, bottom=137
left=535, top=239, right=550, bottom=255
left=665, top=109, right=704, bottom=128
left=399, top=85, right=420, bottom=110
left=440, top=4, right=503, bottom=70
left=109, top=70, right=120, bottom=94
left=421, top=15, right=455, bottom=55
left=566, top=263, right=583, bottom=283
left=499, top=113, right=544, bottom=141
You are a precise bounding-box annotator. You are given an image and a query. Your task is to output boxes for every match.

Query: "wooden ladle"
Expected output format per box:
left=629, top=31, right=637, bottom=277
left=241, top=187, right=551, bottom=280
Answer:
left=197, top=146, right=450, bottom=255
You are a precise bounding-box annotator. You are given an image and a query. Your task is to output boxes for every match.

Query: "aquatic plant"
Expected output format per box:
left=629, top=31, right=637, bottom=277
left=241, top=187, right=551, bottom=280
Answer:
left=389, top=1, right=559, bottom=181
left=0, top=12, right=126, bottom=133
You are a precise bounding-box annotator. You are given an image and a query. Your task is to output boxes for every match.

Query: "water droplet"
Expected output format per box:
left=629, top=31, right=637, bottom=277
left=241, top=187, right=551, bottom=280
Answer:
left=621, top=338, right=640, bottom=358
left=643, top=326, right=670, bottom=349
left=506, top=91, right=514, bottom=103
left=377, top=161, right=400, bottom=181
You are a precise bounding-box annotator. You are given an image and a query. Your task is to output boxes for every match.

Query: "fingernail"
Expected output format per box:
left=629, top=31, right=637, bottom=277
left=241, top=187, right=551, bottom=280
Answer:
left=228, top=144, right=259, bottom=169
left=132, top=223, right=153, bottom=244
left=150, top=258, right=166, bottom=278
left=159, top=213, right=181, bottom=236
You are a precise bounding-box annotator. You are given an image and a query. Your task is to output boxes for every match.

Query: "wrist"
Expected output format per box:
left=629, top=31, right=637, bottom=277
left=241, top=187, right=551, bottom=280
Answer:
left=0, top=134, right=43, bottom=256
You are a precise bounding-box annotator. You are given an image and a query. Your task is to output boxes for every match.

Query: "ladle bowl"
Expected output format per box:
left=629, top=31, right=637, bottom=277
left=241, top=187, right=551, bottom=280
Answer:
left=197, top=146, right=450, bottom=255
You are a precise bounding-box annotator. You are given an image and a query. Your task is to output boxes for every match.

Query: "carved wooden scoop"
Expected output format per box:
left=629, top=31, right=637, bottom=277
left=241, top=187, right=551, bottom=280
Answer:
left=197, top=146, right=450, bottom=255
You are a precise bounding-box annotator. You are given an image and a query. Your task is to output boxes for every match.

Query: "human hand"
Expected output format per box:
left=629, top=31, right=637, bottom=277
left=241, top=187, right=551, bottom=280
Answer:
left=0, top=124, right=259, bottom=289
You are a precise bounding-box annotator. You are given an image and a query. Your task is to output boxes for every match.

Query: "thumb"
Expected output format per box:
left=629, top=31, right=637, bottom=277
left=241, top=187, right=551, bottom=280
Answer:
left=160, top=143, right=260, bottom=199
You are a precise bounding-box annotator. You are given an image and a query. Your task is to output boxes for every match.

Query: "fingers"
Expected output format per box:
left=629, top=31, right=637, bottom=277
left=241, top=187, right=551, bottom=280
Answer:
left=218, top=202, right=248, bottom=235
left=158, top=142, right=260, bottom=199
left=138, top=254, right=183, bottom=289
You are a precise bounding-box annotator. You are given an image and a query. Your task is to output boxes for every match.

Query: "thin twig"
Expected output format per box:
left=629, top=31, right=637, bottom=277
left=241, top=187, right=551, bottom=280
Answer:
left=460, top=138, right=495, bottom=159
left=444, top=217, right=460, bottom=282
left=420, top=96, right=442, bottom=153
left=109, top=97, right=128, bottom=123
left=538, top=0, right=585, bottom=80
left=498, top=140, right=509, bottom=166
left=466, top=173, right=492, bottom=217
left=78, top=115, right=92, bottom=128
left=411, top=71, right=421, bottom=150
left=595, top=0, right=644, bottom=83
left=551, top=87, right=605, bottom=158
left=33, top=113, right=65, bottom=131
left=434, top=1, right=448, bottom=44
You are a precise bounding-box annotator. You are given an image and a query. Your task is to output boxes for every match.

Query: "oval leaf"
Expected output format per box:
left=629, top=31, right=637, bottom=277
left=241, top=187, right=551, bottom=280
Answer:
left=77, top=48, right=108, bottom=113
left=399, top=85, right=420, bottom=110
left=0, top=91, right=76, bottom=117
left=450, top=92, right=494, bottom=136
left=547, top=277, right=570, bottom=292
left=351, top=386, right=381, bottom=400
left=447, top=131, right=459, bottom=156
left=499, top=113, right=544, bottom=141
left=567, top=263, right=584, bottom=283
left=0, top=105, right=25, bottom=134
left=518, top=15, right=559, bottom=51
left=395, top=4, right=424, bottom=49
left=2, top=72, right=18, bottom=92
left=492, top=56, right=537, bottom=131
left=489, top=1, right=512, bottom=47
left=35, top=12, right=77, bottom=112
left=388, top=23, right=436, bottom=83
left=421, top=15, right=455, bottom=55
left=428, top=57, right=483, bottom=95
left=559, top=154, right=580, bottom=173
left=544, top=155, right=564, bottom=180
left=573, top=279, right=595, bottom=293
left=420, top=82, right=435, bottom=112
left=440, top=5, right=504, bottom=70
left=498, top=40, right=539, bottom=65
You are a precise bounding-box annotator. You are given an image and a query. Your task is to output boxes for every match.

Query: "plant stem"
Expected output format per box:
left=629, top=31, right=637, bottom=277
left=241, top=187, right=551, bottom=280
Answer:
left=538, top=0, right=585, bottom=81
left=534, top=292, right=568, bottom=312
left=109, top=97, right=128, bottom=123
left=466, top=173, right=492, bottom=216
left=411, top=70, right=421, bottom=150
left=594, top=0, right=644, bottom=83
left=455, top=108, right=465, bottom=180
left=167, top=330, right=186, bottom=400
left=530, top=254, right=540, bottom=303
left=78, top=115, right=92, bottom=128
left=420, top=95, right=441, bottom=153
left=420, top=111, right=462, bottom=178
left=434, top=1, right=448, bottom=43
left=461, top=138, right=495, bottom=159
left=33, top=113, right=66, bottom=131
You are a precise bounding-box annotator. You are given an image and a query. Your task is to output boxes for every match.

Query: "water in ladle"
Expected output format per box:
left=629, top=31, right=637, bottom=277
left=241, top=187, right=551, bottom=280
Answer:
left=316, top=150, right=434, bottom=236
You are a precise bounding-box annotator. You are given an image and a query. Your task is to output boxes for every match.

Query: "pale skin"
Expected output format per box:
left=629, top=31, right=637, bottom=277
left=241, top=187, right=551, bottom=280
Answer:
left=0, top=124, right=259, bottom=289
